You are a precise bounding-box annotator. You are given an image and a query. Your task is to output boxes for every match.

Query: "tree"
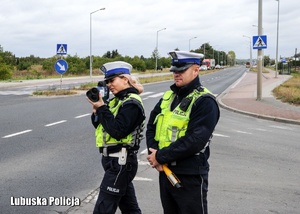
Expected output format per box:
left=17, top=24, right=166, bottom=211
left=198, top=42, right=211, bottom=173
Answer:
left=0, top=56, right=13, bottom=80
left=227, top=51, right=236, bottom=66
left=263, top=55, right=270, bottom=67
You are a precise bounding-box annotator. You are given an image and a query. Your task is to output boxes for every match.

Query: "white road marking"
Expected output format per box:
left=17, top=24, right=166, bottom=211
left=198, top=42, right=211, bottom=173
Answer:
left=140, top=92, right=154, bottom=96
left=148, top=92, right=164, bottom=98
left=2, top=129, right=32, bottom=138
left=235, top=130, right=252, bottom=135
left=269, top=125, right=294, bottom=130
left=0, top=91, right=32, bottom=95
left=213, top=133, right=230, bottom=138
left=140, top=149, right=148, bottom=154
left=134, top=177, right=153, bottom=181
left=45, top=120, right=67, bottom=127
left=75, top=113, right=90, bottom=118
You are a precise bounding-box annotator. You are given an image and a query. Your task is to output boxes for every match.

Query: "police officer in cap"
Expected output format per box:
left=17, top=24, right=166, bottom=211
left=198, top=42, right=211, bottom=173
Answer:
left=146, top=51, right=220, bottom=214
left=87, top=61, right=145, bottom=214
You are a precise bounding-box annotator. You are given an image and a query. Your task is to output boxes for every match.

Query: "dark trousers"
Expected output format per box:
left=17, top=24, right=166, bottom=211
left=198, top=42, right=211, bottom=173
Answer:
left=93, top=154, right=141, bottom=214
left=159, top=173, right=208, bottom=214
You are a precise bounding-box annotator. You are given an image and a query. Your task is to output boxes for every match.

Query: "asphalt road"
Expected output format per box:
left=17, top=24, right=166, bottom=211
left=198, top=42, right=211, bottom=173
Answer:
left=1, top=67, right=299, bottom=214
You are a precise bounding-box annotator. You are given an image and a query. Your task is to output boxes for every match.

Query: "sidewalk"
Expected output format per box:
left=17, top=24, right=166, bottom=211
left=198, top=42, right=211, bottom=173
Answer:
left=217, top=69, right=300, bottom=125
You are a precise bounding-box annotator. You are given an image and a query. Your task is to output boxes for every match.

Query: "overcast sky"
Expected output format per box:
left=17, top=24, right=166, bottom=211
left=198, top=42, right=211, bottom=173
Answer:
left=0, top=0, right=299, bottom=60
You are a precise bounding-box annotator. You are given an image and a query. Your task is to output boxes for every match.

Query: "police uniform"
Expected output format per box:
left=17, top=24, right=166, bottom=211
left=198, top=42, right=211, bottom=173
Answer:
left=91, top=61, right=144, bottom=214
left=146, top=51, right=220, bottom=214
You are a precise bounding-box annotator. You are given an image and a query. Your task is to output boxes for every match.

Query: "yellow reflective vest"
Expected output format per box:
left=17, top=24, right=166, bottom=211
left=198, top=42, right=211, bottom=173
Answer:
left=95, top=93, right=144, bottom=148
left=154, top=87, right=212, bottom=149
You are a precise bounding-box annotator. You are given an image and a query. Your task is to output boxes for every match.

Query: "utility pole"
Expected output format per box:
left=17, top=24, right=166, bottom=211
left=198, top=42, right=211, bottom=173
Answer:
left=257, top=0, right=263, bottom=101
left=275, top=0, right=280, bottom=78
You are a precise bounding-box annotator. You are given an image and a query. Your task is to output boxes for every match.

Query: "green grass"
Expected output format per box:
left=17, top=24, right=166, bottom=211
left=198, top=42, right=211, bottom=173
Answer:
left=272, top=73, right=300, bottom=105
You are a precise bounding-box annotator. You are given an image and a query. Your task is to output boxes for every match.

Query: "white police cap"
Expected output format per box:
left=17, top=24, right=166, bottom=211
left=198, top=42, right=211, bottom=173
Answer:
left=100, top=61, right=132, bottom=80
left=168, top=51, right=204, bottom=72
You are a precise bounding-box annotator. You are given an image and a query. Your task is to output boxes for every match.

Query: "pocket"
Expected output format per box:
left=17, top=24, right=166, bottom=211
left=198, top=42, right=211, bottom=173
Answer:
left=154, top=113, right=163, bottom=141
left=166, top=125, right=187, bottom=142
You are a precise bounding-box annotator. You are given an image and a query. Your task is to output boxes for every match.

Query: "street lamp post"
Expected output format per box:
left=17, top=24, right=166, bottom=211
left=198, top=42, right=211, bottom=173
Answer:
left=275, top=0, right=280, bottom=78
left=189, top=36, right=197, bottom=51
left=243, top=35, right=253, bottom=68
left=90, top=8, right=105, bottom=79
left=155, top=28, right=166, bottom=72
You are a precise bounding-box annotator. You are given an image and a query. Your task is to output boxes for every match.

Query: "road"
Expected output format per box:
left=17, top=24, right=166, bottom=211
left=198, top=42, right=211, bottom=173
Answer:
left=1, top=67, right=299, bottom=214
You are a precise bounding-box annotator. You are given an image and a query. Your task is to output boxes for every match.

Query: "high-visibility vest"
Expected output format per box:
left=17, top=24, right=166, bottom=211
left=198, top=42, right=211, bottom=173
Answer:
left=154, top=87, right=211, bottom=149
left=95, top=93, right=144, bottom=148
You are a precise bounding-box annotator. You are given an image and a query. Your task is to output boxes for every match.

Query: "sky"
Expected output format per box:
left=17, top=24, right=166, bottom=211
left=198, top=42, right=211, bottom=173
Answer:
left=0, top=0, right=299, bottom=60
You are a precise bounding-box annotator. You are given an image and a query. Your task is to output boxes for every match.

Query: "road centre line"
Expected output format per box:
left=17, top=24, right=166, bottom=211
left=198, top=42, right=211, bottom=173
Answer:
left=45, top=120, right=67, bottom=127
left=140, top=92, right=154, bottom=96
left=213, top=133, right=230, bottom=138
left=2, top=129, right=32, bottom=138
left=148, top=92, right=164, bottom=98
left=269, top=125, right=294, bottom=130
left=235, top=130, right=252, bottom=135
left=75, top=113, right=90, bottom=119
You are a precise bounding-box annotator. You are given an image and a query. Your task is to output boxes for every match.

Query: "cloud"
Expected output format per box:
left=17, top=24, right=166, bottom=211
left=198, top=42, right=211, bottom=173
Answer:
left=0, top=0, right=299, bottom=60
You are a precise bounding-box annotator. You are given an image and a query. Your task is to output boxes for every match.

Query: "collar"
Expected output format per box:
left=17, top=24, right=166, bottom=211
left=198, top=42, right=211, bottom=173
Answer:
left=170, top=76, right=202, bottom=97
left=114, top=87, right=138, bottom=99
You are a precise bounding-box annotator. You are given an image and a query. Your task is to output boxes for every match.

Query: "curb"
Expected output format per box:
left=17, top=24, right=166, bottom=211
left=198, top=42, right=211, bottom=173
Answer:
left=216, top=92, right=300, bottom=126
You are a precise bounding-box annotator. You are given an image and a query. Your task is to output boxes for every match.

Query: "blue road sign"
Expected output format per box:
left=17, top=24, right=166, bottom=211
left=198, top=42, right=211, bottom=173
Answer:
left=253, top=35, right=267, bottom=49
left=55, top=59, right=68, bottom=74
left=56, top=44, right=67, bottom=55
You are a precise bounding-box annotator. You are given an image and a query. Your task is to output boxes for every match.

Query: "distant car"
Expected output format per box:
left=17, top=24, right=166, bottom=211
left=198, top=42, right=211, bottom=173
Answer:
left=215, top=64, right=221, bottom=69
left=200, top=65, right=208, bottom=71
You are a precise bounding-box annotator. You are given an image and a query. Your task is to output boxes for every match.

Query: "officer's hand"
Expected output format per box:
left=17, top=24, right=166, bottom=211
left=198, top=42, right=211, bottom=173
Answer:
left=155, top=164, right=163, bottom=172
left=147, top=148, right=160, bottom=169
left=86, top=93, right=105, bottom=112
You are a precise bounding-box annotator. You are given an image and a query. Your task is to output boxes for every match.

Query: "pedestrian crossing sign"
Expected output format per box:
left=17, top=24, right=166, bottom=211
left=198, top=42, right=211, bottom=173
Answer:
left=252, top=35, right=267, bottom=49
left=56, top=44, right=67, bottom=55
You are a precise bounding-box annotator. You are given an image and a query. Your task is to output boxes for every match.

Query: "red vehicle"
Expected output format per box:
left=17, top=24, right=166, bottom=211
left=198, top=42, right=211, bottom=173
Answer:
left=202, top=59, right=215, bottom=70
left=246, top=62, right=251, bottom=68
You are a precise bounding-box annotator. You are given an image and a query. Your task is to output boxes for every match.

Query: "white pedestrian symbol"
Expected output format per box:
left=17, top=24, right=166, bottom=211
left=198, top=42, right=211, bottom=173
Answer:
left=254, top=36, right=266, bottom=47
left=58, top=45, right=67, bottom=54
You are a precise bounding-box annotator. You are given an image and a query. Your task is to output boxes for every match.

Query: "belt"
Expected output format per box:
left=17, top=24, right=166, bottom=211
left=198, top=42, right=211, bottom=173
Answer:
left=102, top=151, right=120, bottom=158
left=102, top=147, right=128, bottom=165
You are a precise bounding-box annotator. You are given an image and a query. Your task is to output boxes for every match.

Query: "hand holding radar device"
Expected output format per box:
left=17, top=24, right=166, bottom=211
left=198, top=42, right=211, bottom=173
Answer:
left=86, top=81, right=109, bottom=103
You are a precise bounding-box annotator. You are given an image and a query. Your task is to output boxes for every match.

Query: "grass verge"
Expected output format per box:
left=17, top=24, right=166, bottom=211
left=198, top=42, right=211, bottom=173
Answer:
left=272, top=73, right=300, bottom=105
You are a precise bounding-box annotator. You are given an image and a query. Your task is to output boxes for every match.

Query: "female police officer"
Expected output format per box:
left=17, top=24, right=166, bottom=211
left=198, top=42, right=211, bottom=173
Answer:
left=87, top=61, right=145, bottom=214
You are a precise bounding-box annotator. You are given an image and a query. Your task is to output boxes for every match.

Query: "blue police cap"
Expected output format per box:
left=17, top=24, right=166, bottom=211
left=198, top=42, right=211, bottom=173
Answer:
left=100, top=61, right=132, bottom=80
left=169, top=51, right=204, bottom=72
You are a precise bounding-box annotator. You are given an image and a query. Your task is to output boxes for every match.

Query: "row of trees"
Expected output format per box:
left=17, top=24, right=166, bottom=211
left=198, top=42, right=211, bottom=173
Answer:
left=0, top=43, right=234, bottom=80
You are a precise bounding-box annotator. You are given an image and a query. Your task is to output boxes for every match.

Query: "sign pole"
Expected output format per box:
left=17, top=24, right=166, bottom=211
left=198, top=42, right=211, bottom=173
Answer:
left=60, top=74, right=63, bottom=89
left=55, top=44, right=68, bottom=89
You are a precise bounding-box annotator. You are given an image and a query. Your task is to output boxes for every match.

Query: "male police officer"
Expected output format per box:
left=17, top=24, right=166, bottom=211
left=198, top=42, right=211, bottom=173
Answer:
left=146, top=51, right=220, bottom=214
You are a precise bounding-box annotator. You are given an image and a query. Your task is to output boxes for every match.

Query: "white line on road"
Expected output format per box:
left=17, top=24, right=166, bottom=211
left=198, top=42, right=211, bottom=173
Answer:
left=2, top=129, right=32, bottom=138
left=75, top=113, right=90, bottom=118
left=235, top=130, right=252, bottom=135
left=269, top=125, right=294, bottom=130
left=45, top=120, right=67, bottom=127
left=140, top=92, right=154, bottom=96
left=140, top=149, right=148, bottom=154
left=134, top=177, right=153, bottom=181
left=148, top=92, right=164, bottom=98
left=213, top=133, right=230, bottom=138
